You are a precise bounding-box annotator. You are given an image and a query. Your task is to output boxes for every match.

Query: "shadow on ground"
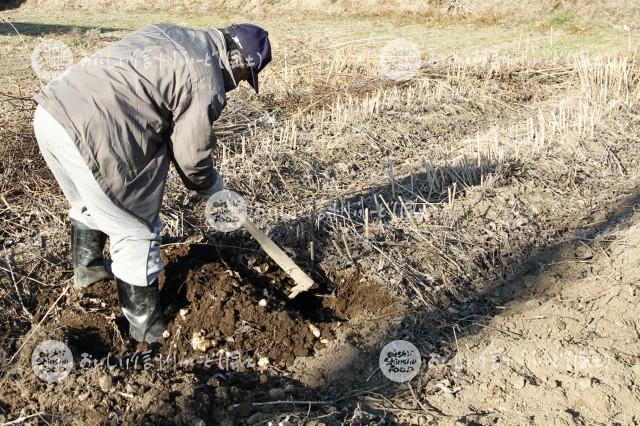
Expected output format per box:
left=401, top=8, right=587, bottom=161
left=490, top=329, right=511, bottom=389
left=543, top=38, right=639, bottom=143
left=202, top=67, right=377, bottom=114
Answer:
left=0, top=21, right=121, bottom=36
left=0, top=0, right=26, bottom=12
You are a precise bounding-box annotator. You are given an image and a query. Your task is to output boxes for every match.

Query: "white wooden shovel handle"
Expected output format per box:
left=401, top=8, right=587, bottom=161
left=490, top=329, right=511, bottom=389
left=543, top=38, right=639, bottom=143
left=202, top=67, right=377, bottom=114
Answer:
left=229, top=204, right=314, bottom=298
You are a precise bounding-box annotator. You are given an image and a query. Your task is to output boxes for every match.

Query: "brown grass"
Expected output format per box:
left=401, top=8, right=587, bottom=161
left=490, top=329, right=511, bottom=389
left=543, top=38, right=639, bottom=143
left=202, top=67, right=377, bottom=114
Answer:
left=1, top=8, right=640, bottom=422
left=12, top=0, right=640, bottom=26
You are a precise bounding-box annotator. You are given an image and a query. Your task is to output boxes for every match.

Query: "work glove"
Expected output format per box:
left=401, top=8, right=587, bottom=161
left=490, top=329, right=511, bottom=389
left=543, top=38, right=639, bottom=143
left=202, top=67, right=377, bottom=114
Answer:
left=196, top=175, right=224, bottom=200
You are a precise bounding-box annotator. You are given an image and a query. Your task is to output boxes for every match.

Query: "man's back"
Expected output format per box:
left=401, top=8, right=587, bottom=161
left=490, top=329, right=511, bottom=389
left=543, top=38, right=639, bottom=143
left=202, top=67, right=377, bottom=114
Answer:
left=35, top=24, right=231, bottom=226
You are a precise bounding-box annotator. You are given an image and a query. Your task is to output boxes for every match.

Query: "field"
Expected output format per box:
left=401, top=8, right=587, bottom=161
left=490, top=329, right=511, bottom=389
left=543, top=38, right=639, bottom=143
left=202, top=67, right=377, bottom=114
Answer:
left=1, top=1, right=640, bottom=424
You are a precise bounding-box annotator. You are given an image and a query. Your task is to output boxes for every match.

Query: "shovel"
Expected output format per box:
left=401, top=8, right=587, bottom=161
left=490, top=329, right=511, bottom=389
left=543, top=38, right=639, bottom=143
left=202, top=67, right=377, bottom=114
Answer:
left=228, top=203, right=315, bottom=299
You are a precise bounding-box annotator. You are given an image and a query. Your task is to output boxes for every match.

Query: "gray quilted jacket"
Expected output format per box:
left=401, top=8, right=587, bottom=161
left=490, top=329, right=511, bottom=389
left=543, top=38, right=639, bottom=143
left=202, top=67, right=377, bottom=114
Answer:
left=34, top=24, right=236, bottom=228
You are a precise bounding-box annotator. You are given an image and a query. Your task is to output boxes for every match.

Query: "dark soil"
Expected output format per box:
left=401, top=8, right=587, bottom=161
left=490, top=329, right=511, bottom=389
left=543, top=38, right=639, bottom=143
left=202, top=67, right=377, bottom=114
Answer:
left=0, top=243, right=398, bottom=424
left=158, top=243, right=344, bottom=366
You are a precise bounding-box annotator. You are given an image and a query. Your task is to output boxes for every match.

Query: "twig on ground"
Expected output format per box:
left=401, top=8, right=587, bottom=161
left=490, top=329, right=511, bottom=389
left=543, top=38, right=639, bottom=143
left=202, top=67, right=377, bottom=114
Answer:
left=7, top=282, right=72, bottom=365
left=2, top=411, right=47, bottom=426
left=471, top=321, right=523, bottom=339
left=0, top=92, right=35, bottom=102
left=2, top=246, right=32, bottom=320
left=234, top=399, right=337, bottom=408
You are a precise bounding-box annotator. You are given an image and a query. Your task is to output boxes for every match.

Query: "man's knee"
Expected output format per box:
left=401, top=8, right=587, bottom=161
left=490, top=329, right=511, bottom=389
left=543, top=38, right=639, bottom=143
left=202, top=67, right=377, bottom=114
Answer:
left=110, top=237, right=163, bottom=286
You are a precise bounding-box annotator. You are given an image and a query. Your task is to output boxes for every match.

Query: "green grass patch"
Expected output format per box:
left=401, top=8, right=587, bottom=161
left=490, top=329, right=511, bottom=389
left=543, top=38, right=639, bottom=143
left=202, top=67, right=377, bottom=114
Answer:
left=550, top=11, right=570, bottom=26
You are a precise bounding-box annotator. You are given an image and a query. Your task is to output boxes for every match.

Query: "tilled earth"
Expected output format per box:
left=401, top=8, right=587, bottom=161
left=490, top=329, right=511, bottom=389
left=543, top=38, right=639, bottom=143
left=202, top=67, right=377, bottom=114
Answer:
left=2, top=9, right=640, bottom=424
left=0, top=243, right=398, bottom=424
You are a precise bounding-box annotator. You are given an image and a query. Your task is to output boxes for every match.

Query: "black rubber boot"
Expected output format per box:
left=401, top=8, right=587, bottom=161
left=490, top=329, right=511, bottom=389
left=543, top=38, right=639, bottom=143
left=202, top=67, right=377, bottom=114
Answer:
left=71, top=219, right=113, bottom=289
left=116, top=279, right=167, bottom=344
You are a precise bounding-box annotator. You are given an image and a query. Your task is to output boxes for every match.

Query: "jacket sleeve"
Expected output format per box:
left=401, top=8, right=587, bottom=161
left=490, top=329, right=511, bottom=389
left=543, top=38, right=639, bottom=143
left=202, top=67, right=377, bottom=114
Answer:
left=169, top=89, right=224, bottom=191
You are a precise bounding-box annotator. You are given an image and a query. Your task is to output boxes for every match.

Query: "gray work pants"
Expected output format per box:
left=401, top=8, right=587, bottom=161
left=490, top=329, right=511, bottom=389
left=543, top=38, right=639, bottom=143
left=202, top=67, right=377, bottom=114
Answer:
left=33, top=105, right=163, bottom=287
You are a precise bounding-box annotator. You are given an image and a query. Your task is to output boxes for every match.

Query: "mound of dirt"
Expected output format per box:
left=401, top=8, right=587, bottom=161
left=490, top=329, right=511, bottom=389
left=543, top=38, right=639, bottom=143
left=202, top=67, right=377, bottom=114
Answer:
left=159, top=244, right=340, bottom=366
left=159, top=244, right=399, bottom=366
left=0, top=242, right=399, bottom=423
left=29, top=242, right=398, bottom=367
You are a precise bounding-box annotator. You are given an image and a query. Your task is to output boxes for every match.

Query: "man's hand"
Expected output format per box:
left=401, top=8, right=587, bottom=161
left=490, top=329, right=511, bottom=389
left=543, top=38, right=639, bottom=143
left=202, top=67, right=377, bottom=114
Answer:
left=196, top=175, right=224, bottom=199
